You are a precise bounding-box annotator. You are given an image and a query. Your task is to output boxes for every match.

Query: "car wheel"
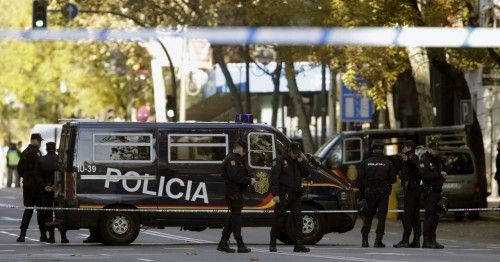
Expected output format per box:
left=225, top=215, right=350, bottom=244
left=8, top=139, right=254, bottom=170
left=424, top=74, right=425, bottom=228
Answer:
left=454, top=211, right=465, bottom=221
left=99, top=210, right=140, bottom=245
left=285, top=205, right=326, bottom=245
left=468, top=211, right=480, bottom=220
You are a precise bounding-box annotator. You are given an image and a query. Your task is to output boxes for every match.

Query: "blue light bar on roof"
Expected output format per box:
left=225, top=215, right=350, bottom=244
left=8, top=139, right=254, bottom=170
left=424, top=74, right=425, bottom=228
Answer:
left=235, top=114, right=254, bottom=123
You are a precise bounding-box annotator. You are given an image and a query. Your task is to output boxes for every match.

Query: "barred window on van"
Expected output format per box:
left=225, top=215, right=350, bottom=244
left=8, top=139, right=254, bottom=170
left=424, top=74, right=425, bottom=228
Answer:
left=248, top=133, right=275, bottom=169
left=93, top=134, right=153, bottom=163
left=168, top=134, right=228, bottom=163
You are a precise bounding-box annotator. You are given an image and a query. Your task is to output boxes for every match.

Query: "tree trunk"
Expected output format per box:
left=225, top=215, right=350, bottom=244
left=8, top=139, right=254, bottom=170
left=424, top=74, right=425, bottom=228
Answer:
left=271, top=62, right=282, bottom=128
left=386, top=85, right=397, bottom=129
left=321, top=63, right=328, bottom=143
left=284, top=60, right=315, bottom=153
left=213, top=46, right=244, bottom=114
left=406, top=46, right=435, bottom=127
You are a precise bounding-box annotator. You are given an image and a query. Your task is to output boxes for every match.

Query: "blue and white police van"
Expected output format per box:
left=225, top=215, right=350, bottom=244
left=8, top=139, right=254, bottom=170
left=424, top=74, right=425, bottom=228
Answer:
left=53, top=118, right=356, bottom=245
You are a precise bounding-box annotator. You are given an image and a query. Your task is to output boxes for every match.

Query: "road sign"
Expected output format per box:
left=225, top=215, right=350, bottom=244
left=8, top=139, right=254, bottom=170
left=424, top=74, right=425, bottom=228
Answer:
left=136, top=106, right=150, bottom=122
left=460, top=100, right=474, bottom=125
left=62, top=3, right=79, bottom=20
left=341, top=82, right=375, bottom=122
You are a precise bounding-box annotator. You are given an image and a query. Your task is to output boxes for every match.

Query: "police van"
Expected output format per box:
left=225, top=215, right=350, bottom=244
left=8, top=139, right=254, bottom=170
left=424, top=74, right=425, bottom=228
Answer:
left=53, top=119, right=357, bottom=245
left=314, top=125, right=487, bottom=219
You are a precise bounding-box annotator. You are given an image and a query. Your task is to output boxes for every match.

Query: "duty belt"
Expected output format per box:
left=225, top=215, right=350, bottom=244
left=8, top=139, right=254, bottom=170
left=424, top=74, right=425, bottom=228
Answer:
left=423, top=185, right=442, bottom=193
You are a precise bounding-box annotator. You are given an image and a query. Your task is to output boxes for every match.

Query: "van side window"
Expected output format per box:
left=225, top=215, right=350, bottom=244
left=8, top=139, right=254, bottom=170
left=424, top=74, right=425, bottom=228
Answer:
left=93, top=134, right=153, bottom=163
left=168, top=134, right=228, bottom=163
left=248, top=132, right=276, bottom=169
left=343, top=137, right=362, bottom=164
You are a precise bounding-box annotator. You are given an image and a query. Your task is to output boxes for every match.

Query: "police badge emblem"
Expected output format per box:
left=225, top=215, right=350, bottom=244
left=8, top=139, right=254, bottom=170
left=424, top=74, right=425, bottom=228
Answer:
left=230, top=160, right=236, bottom=166
left=253, top=172, right=269, bottom=194
left=284, top=160, right=288, bottom=167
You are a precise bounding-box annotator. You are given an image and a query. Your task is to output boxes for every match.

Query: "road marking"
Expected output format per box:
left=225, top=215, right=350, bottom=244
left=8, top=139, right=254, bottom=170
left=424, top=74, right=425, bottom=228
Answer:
left=0, top=250, right=14, bottom=252
left=143, top=230, right=213, bottom=244
left=163, top=247, right=195, bottom=250
left=137, top=259, right=154, bottom=262
left=251, top=248, right=406, bottom=262
left=0, top=217, right=21, bottom=221
left=103, top=248, right=136, bottom=251
left=365, top=253, right=409, bottom=256
left=0, top=230, right=44, bottom=243
left=463, top=249, right=493, bottom=251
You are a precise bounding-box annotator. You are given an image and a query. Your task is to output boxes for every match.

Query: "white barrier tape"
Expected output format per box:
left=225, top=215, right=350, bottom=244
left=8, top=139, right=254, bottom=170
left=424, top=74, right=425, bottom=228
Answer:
left=1, top=27, right=500, bottom=47
left=0, top=204, right=498, bottom=214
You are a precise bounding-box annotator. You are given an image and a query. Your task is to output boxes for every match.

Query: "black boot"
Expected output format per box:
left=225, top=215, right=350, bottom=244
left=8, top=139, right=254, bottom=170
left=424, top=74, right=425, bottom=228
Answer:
left=422, top=235, right=434, bottom=248
left=432, top=235, right=444, bottom=249
left=393, top=234, right=410, bottom=248
left=293, top=241, right=310, bottom=253
left=269, top=238, right=277, bottom=252
left=409, top=233, right=420, bottom=248
left=60, top=230, right=69, bottom=244
left=40, top=229, right=48, bottom=242
left=47, top=228, right=56, bottom=243
left=217, top=238, right=235, bottom=253
left=362, top=234, right=369, bottom=248
left=16, top=229, right=26, bottom=242
left=236, top=237, right=251, bottom=253
left=374, top=235, right=385, bottom=248
left=83, top=232, right=100, bottom=243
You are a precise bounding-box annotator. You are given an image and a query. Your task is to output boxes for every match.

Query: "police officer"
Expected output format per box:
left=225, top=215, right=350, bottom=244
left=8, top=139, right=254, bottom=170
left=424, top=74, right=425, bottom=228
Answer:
left=358, top=141, right=396, bottom=248
left=269, top=142, right=311, bottom=253
left=420, top=141, right=447, bottom=249
left=394, top=140, right=422, bottom=248
left=16, top=133, right=45, bottom=242
left=217, top=139, right=256, bottom=253
left=39, top=142, right=69, bottom=244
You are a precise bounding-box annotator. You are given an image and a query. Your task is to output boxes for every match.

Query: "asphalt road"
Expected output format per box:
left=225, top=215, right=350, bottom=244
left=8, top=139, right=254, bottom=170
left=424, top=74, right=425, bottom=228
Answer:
left=0, top=188, right=499, bottom=262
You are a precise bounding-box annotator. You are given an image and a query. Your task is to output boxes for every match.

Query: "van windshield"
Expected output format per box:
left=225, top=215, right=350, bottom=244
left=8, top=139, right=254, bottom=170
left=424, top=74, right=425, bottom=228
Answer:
left=443, top=152, right=474, bottom=175
left=314, top=135, right=341, bottom=160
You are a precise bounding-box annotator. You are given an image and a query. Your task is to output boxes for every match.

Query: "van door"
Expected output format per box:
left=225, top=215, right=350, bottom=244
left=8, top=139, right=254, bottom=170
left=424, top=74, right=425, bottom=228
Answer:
left=342, top=137, right=363, bottom=183
left=77, top=129, right=158, bottom=217
left=157, top=130, right=231, bottom=226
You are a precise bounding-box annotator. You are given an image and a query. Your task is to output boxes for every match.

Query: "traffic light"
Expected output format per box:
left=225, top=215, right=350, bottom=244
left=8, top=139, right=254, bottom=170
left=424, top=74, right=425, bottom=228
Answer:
left=166, top=95, right=176, bottom=122
left=32, top=0, right=48, bottom=29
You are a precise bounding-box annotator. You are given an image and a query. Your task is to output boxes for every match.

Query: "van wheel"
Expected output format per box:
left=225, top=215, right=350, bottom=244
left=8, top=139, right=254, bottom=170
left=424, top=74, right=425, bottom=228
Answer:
left=285, top=205, right=326, bottom=245
left=454, top=211, right=465, bottom=221
left=277, top=231, right=294, bottom=245
left=99, top=211, right=140, bottom=245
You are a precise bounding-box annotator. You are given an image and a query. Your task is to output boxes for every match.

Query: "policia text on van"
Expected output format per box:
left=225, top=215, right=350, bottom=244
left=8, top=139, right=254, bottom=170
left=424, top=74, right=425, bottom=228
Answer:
left=53, top=121, right=356, bottom=245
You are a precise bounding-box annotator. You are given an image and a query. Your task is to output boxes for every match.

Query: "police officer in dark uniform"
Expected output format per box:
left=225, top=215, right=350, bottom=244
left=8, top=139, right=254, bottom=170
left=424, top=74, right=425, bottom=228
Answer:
left=394, top=140, right=422, bottom=248
left=217, top=139, right=256, bottom=253
left=39, top=142, right=69, bottom=244
left=420, top=141, right=447, bottom=249
left=269, top=142, right=311, bottom=253
left=358, top=141, right=396, bottom=248
left=16, top=133, right=45, bottom=242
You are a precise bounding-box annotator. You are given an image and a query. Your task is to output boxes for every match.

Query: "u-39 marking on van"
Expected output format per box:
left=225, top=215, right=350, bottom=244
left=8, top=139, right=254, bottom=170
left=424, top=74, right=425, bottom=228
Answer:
left=81, top=167, right=209, bottom=204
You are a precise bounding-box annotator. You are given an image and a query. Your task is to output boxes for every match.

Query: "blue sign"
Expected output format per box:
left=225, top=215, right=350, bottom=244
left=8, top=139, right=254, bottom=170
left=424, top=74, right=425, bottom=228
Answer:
left=341, top=81, right=375, bottom=122
left=62, top=3, right=79, bottom=20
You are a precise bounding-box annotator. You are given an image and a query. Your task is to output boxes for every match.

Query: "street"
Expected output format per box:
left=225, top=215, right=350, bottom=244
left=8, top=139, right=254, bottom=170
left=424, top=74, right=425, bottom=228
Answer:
left=0, top=188, right=498, bottom=262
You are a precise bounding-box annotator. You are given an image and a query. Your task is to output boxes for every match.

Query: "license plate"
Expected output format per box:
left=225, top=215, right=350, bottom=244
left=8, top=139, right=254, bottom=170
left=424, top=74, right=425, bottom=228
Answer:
left=443, top=183, right=461, bottom=189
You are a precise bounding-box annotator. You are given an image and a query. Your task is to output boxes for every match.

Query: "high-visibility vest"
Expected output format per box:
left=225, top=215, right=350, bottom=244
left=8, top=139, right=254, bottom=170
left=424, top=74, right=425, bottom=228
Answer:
left=6, top=150, right=20, bottom=166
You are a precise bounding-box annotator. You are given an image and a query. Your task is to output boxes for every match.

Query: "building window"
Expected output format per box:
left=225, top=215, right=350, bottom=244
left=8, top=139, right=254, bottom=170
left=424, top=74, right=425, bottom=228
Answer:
left=248, top=132, right=276, bottom=169
left=168, top=134, right=228, bottom=163
left=93, top=133, right=154, bottom=163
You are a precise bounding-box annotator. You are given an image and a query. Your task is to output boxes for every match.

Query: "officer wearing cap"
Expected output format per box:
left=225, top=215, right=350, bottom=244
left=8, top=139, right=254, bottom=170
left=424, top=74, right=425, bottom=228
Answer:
left=358, top=141, right=396, bottom=248
left=16, top=133, right=45, bottom=242
left=217, top=139, right=256, bottom=253
left=394, top=140, right=422, bottom=248
left=420, top=140, right=447, bottom=249
left=269, top=141, right=311, bottom=253
left=39, top=142, right=69, bottom=244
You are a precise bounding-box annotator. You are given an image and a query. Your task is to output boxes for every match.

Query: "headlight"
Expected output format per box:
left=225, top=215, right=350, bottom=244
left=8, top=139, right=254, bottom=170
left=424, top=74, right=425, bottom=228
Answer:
left=339, top=191, right=347, bottom=201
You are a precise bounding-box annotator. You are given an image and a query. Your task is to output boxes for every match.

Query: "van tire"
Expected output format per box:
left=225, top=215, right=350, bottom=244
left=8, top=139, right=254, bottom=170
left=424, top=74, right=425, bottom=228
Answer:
left=284, top=205, right=326, bottom=245
left=99, top=211, right=140, bottom=245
